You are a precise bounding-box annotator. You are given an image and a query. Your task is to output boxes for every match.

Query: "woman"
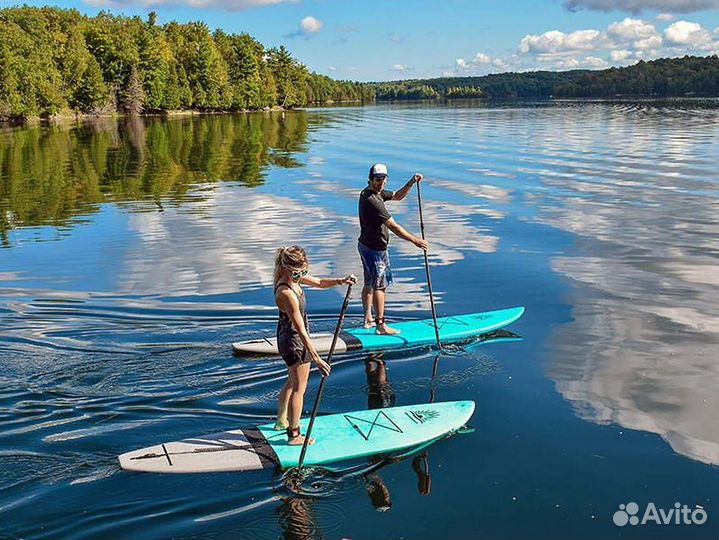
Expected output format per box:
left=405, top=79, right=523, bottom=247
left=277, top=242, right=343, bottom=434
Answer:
left=273, top=246, right=356, bottom=446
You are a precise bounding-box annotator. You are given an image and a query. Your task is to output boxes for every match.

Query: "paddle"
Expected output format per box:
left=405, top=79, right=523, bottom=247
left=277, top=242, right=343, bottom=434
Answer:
left=410, top=176, right=442, bottom=496
left=297, top=283, right=354, bottom=469
left=416, top=176, right=441, bottom=349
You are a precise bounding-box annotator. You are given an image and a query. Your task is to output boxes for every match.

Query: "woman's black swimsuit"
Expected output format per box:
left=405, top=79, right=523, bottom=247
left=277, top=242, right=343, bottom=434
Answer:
left=275, top=282, right=311, bottom=367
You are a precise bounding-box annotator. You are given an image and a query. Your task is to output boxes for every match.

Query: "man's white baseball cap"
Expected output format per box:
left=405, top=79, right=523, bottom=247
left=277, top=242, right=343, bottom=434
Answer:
left=369, top=163, right=388, bottom=178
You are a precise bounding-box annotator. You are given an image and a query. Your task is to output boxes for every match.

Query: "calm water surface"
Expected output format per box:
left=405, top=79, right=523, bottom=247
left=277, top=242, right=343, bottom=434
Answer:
left=1, top=101, right=718, bottom=540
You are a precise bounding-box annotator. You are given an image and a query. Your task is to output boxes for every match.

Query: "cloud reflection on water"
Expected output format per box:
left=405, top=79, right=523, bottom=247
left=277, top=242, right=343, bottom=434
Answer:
left=527, top=104, right=719, bottom=464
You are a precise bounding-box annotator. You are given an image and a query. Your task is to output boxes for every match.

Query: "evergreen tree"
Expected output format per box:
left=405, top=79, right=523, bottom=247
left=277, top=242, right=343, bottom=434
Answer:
left=122, top=65, right=145, bottom=114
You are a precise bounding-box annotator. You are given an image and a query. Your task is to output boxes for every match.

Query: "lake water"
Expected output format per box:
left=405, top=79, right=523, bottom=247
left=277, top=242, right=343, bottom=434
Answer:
left=1, top=101, right=718, bottom=540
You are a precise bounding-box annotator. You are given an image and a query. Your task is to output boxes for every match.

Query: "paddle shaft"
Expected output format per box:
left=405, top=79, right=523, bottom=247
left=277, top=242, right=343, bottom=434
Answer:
left=429, top=353, right=440, bottom=403
left=297, top=283, right=353, bottom=468
left=416, top=179, right=441, bottom=349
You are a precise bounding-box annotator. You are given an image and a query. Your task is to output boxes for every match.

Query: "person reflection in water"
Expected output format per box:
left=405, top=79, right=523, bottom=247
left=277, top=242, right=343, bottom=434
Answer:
left=365, top=353, right=431, bottom=499
left=273, top=246, right=356, bottom=446
left=412, top=453, right=431, bottom=496
left=276, top=491, right=321, bottom=540
left=363, top=354, right=394, bottom=511
left=365, top=353, right=396, bottom=410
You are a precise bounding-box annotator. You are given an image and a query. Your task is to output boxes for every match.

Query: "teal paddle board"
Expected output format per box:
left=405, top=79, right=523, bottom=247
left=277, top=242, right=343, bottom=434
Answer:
left=232, top=306, right=524, bottom=355
left=118, top=400, right=475, bottom=473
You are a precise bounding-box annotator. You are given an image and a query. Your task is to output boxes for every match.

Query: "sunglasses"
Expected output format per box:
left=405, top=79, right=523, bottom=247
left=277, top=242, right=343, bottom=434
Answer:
left=291, top=269, right=308, bottom=280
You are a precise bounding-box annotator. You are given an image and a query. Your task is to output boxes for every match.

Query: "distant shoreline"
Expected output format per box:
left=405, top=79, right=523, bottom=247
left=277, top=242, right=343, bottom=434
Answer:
left=1, top=105, right=307, bottom=127
left=5, top=95, right=718, bottom=127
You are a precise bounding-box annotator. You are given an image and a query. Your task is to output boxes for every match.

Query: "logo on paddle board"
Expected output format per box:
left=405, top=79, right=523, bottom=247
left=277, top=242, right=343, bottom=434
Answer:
left=405, top=409, right=439, bottom=424
left=344, top=411, right=403, bottom=441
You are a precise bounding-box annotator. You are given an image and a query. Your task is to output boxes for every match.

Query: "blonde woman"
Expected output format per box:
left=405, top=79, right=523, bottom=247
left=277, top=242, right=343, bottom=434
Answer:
left=273, top=246, right=356, bottom=445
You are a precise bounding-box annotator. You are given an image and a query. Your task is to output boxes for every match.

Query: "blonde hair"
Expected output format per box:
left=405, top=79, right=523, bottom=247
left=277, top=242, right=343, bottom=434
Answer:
left=273, top=246, right=309, bottom=285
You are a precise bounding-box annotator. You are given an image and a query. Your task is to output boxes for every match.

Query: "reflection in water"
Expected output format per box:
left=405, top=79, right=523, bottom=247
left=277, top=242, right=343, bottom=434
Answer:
left=122, top=185, right=341, bottom=295
left=363, top=354, right=394, bottom=511
left=524, top=104, right=719, bottom=465
left=0, top=112, right=314, bottom=247
left=411, top=453, right=432, bottom=496
left=277, top=352, right=441, bottom=530
left=276, top=489, right=322, bottom=540
left=365, top=461, right=393, bottom=512
left=365, top=352, right=433, bottom=499
left=365, top=353, right=396, bottom=410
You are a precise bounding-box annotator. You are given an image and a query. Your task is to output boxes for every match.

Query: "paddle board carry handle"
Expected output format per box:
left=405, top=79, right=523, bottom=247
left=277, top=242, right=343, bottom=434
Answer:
left=416, top=176, right=441, bottom=349
left=298, top=283, right=354, bottom=469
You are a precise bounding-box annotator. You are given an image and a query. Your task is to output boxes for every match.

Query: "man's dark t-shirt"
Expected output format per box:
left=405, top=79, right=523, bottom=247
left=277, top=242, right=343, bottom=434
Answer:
left=358, top=187, right=394, bottom=251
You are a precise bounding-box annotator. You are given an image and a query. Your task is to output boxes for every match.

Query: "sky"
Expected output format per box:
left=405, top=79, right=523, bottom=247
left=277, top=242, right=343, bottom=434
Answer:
left=2, top=0, right=718, bottom=81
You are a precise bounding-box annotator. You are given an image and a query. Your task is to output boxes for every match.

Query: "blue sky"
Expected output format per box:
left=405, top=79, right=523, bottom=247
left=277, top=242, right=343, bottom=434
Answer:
left=3, top=0, right=717, bottom=80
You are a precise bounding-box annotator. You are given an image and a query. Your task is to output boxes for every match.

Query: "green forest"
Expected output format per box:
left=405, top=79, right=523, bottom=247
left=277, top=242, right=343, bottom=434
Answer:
left=372, top=56, right=719, bottom=100
left=0, top=6, right=372, bottom=120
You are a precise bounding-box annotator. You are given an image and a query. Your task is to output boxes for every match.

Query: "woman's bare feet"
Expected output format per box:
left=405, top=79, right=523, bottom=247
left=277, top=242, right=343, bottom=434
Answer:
left=273, top=419, right=289, bottom=431
left=363, top=318, right=375, bottom=329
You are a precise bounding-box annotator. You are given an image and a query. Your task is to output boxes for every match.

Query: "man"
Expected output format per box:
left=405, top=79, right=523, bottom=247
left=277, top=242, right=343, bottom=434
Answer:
left=358, top=163, right=429, bottom=335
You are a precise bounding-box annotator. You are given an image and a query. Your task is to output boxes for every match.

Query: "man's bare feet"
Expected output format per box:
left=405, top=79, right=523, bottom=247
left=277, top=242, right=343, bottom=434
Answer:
left=287, top=427, right=315, bottom=445
left=375, top=318, right=400, bottom=335
left=288, top=434, right=315, bottom=446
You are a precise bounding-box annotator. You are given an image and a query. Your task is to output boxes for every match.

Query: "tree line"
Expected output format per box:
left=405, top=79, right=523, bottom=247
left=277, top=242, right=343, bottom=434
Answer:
left=372, top=56, right=719, bottom=100
left=0, top=6, right=373, bottom=121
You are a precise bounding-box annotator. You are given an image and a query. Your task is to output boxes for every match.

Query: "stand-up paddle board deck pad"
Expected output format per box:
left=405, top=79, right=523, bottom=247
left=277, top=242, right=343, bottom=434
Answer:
left=118, top=401, right=475, bottom=473
left=232, top=307, right=524, bottom=355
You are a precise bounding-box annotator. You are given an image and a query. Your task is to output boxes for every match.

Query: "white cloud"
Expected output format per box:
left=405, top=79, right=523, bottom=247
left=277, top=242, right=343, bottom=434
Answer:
left=607, top=18, right=663, bottom=49
left=664, top=20, right=716, bottom=48
left=584, top=55, right=611, bottom=67
left=519, top=29, right=609, bottom=55
left=389, top=32, right=405, bottom=44
left=492, top=58, right=511, bottom=70
left=554, top=58, right=581, bottom=68
left=285, top=15, right=324, bottom=39
left=327, top=66, right=336, bottom=72
left=389, top=64, right=411, bottom=72
left=300, top=16, right=324, bottom=34
left=84, top=0, right=298, bottom=10
left=562, top=0, right=719, bottom=14
left=455, top=58, right=468, bottom=69
left=454, top=52, right=503, bottom=74
left=545, top=56, right=609, bottom=69
left=656, top=12, right=677, bottom=20
left=607, top=18, right=656, bottom=41
left=610, top=48, right=633, bottom=60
